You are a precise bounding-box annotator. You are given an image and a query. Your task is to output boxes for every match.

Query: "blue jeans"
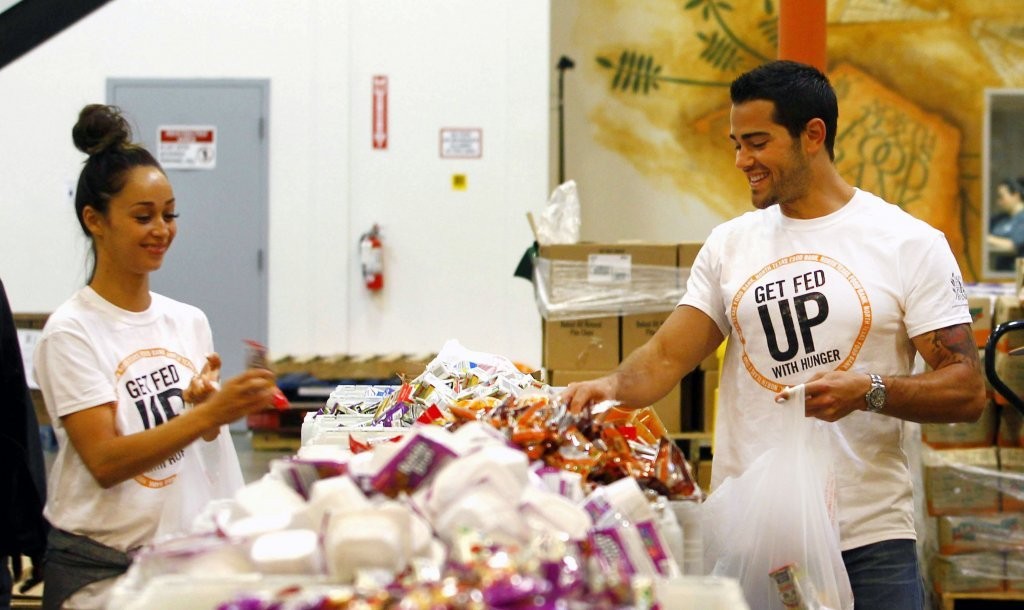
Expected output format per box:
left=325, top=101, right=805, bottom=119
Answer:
left=842, top=539, right=925, bottom=610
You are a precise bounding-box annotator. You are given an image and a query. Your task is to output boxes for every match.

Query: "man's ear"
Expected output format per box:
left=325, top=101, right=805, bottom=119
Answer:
left=803, top=118, right=827, bottom=153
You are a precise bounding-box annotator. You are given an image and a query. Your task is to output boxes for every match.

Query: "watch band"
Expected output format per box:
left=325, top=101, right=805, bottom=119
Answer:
left=865, top=373, right=886, bottom=413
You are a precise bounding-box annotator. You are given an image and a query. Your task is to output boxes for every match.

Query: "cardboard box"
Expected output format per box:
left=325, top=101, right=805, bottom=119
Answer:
left=539, top=242, right=680, bottom=266
left=994, top=351, right=1024, bottom=408
left=936, top=514, right=1024, bottom=554
left=994, top=296, right=1024, bottom=352
left=931, top=553, right=1005, bottom=594
left=537, top=242, right=679, bottom=303
left=968, top=294, right=995, bottom=348
left=621, top=311, right=669, bottom=359
left=702, top=367, right=719, bottom=434
left=921, top=401, right=997, bottom=449
left=677, top=242, right=702, bottom=268
left=547, top=368, right=682, bottom=433
left=543, top=317, right=619, bottom=371
left=1008, top=551, right=1024, bottom=592
left=1001, top=447, right=1024, bottom=512
left=696, top=459, right=713, bottom=493
left=924, top=447, right=1001, bottom=516
left=999, top=402, right=1023, bottom=448
left=539, top=242, right=680, bottom=370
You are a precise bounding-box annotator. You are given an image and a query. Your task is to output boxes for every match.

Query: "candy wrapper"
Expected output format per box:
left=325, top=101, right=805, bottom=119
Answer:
left=368, top=426, right=459, bottom=498
left=245, top=339, right=290, bottom=410
left=306, top=342, right=701, bottom=504
left=323, top=384, right=395, bottom=416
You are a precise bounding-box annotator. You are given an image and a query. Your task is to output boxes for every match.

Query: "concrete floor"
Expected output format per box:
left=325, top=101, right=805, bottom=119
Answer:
left=231, top=430, right=295, bottom=483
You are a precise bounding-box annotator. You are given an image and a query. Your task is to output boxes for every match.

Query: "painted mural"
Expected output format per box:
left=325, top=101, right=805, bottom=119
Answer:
left=565, top=0, right=1024, bottom=279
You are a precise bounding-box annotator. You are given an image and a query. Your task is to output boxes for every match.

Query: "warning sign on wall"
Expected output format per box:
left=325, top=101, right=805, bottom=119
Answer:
left=372, top=76, right=388, bottom=150
left=157, top=125, right=217, bottom=170
left=439, top=127, right=482, bottom=159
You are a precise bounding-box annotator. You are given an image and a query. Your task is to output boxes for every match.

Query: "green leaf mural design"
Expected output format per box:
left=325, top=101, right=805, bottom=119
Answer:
left=759, top=16, right=779, bottom=47
left=698, top=31, right=743, bottom=71
left=687, top=0, right=772, bottom=66
left=597, top=0, right=775, bottom=95
left=597, top=51, right=731, bottom=93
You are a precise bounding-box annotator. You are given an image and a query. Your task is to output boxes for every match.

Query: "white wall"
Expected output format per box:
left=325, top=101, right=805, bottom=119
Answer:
left=0, top=0, right=548, bottom=366
left=549, top=0, right=725, bottom=243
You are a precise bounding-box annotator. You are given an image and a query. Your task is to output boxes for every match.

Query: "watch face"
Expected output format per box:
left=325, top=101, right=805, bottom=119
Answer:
left=868, top=387, right=886, bottom=409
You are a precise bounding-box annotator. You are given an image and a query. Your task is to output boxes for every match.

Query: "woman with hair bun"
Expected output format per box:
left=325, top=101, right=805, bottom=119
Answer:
left=34, top=104, right=278, bottom=610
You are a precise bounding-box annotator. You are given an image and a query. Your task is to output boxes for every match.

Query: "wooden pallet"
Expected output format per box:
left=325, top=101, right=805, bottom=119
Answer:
left=250, top=430, right=301, bottom=452
left=939, top=590, right=1024, bottom=610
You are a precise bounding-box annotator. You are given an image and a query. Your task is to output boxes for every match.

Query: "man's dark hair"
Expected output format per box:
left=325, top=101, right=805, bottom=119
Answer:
left=1001, top=176, right=1024, bottom=198
left=730, top=60, right=838, bottom=161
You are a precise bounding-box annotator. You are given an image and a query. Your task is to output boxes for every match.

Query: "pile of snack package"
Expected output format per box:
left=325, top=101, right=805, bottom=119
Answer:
left=109, top=340, right=749, bottom=610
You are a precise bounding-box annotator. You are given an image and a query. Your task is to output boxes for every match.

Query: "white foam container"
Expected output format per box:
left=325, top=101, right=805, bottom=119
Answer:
left=300, top=411, right=412, bottom=448
left=654, top=576, right=750, bottom=610
left=108, top=574, right=348, bottom=610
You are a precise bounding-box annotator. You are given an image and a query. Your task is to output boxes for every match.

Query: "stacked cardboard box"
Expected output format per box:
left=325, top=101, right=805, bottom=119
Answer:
left=924, top=445, right=1009, bottom=594
left=924, top=290, right=1024, bottom=593
left=540, top=242, right=703, bottom=434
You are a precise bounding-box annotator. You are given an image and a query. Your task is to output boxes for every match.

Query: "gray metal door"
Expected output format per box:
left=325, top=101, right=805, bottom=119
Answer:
left=108, top=79, right=269, bottom=381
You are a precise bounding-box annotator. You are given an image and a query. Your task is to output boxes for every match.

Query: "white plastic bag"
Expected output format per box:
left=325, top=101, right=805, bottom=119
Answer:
left=535, top=180, right=581, bottom=245
left=154, top=427, right=245, bottom=541
left=702, top=385, right=853, bottom=610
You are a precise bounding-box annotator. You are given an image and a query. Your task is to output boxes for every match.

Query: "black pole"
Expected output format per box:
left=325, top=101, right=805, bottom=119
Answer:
left=0, top=0, right=113, bottom=70
left=556, top=55, right=574, bottom=185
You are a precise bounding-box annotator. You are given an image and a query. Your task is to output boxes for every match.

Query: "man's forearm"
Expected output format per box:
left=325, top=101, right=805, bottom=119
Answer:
left=882, top=363, right=986, bottom=424
left=611, top=342, right=688, bottom=409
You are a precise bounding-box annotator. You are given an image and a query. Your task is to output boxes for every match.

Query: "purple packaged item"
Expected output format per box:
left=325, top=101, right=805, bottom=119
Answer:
left=370, top=433, right=457, bottom=497
left=589, top=527, right=637, bottom=577
left=635, top=520, right=673, bottom=576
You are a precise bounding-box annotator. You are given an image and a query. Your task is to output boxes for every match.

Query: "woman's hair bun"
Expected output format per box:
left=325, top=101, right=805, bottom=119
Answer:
left=72, top=104, right=133, bottom=156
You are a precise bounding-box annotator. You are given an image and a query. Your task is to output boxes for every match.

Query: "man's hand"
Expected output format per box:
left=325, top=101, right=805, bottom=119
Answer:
left=560, top=376, right=618, bottom=414
left=786, top=370, right=872, bottom=422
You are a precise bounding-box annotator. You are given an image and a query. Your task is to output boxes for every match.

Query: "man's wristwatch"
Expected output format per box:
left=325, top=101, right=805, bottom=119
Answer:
left=864, top=373, right=887, bottom=413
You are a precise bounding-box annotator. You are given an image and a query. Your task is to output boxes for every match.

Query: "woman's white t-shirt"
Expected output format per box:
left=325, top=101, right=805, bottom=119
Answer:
left=35, top=287, right=244, bottom=553
left=680, top=189, right=971, bottom=551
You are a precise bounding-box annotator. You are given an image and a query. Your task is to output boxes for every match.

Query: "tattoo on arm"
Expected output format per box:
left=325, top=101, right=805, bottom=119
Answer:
left=929, top=324, right=979, bottom=370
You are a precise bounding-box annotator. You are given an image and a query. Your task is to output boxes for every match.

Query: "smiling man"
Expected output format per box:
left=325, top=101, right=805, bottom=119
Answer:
left=563, top=60, right=985, bottom=609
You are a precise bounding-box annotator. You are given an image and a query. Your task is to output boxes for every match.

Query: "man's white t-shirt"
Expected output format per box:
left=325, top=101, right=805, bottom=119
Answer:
left=680, top=188, right=971, bottom=551
left=35, top=287, right=244, bottom=553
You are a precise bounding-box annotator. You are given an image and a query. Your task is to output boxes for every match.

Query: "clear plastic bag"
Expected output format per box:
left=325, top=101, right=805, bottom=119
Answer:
left=153, top=427, right=245, bottom=541
left=535, top=180, right=581, bottom=245
left=702, top=385, right=853, bottom=610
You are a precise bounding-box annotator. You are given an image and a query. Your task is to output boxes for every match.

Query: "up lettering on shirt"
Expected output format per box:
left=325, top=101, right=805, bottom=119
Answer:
left=114, top=348, right=199, bottom=488
left=731, top=253, right=871, bottom=392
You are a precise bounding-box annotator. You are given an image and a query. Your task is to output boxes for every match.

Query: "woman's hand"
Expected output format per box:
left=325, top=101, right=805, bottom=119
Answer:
left=196, top=367, right=278, bottom=427
left=61, top=368, right=277, bottom=488
left=183, top=353, right=222, bottom=405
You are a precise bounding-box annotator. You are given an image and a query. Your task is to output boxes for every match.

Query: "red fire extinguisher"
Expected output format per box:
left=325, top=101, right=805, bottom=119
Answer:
left=360, top=224, right=384, bottom=291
